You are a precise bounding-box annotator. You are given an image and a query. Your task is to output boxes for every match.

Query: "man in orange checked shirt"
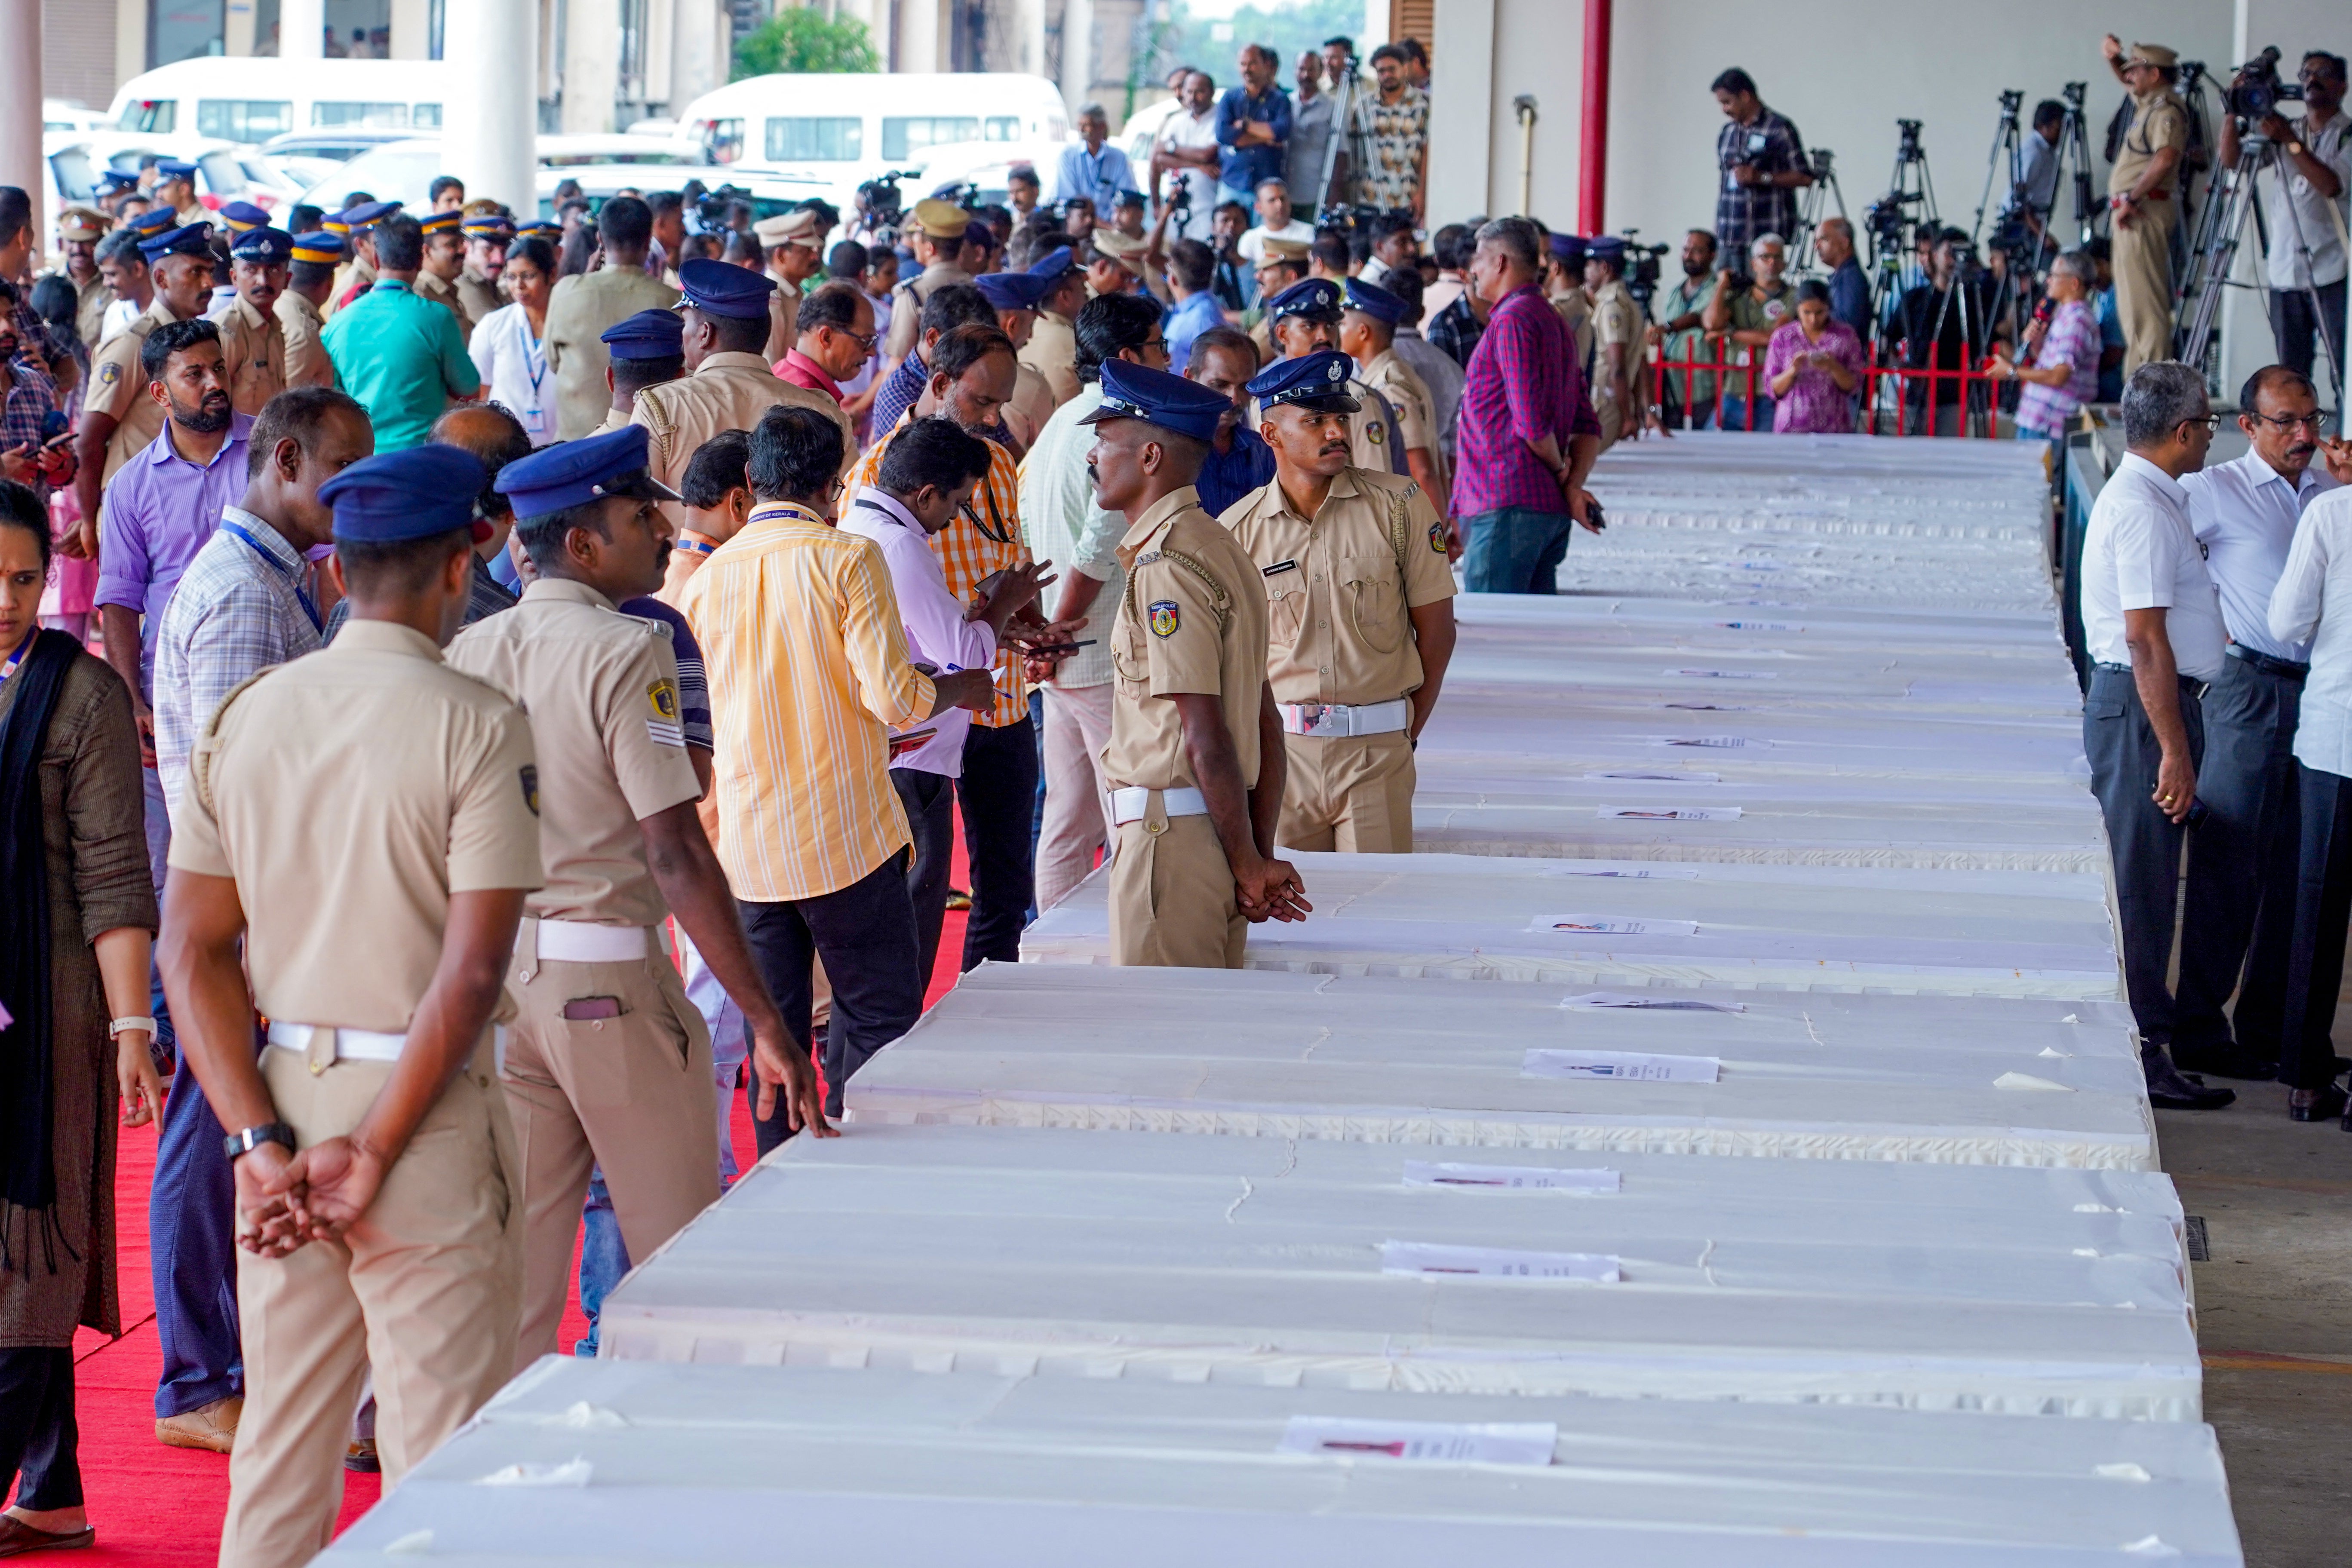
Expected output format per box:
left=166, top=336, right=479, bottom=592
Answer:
left=846, top=322, right=1078, bottom=968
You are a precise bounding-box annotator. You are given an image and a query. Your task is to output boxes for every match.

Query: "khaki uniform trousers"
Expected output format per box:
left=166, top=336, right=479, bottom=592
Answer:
left=502, top=918, right=720, bottom=1368
left=2113, top=198, right=2178, bottom=374
left=1278, top=730, right=1416, bottom=853
left=1035, top=682, right=1117, bottom=911
left=220, top=1043, right=520, bottom=1568
left=1109, top=802, right=1247, bottom=969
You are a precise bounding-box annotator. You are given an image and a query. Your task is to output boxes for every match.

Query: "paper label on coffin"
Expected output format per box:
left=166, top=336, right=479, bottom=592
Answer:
left=1277, top=1415, right=1559, bottom=1467
left=1651, top=734, right=1766, bottom=747
left=1658, top=703, right=1756, bottom=711
left=1669, top=669, right=1779, bottom=678
left=1524, top=1048, right=1723, bottom=1083
left=1559, top=991, right=1744, bottom=1012
left=1584, top=770, right=1721, bottom=783
left=1379, top=1240, right=1621, bottom=1282
left=1403, top=1161, right=1621, bottom=1191
left=1547, top=867, right=1704, bottom=880
left=1713, top=621, right=1802, bottom=631
left=1532, top=915, right=1701, bottom=936
left=1598, top=805, right=1743, bottom=821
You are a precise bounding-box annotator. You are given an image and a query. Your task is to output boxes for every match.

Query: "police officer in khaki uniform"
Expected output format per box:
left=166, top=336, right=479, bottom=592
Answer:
left=881, top=198, right=982, bottom=364
left=589, top=308, right=687, bottom=436
left=154, top=159, right=208, bottom=230
left=1019, top=247, right=1086, bottom=408
left=1339, top=278, right=1449, bottom=518
left=1584, top=237, right=1646, bottom=449
left=325, top=201, right=399, bottom=316
left=1547, top=233, right=1597, bottom=380
left=445, top=427, right=827, bottom=1366
left=1085, top=359, right=1309, bottom=967
left=48, top=205, right=116, bottom=349
left=458, top=212, right=513, bottom=325
left=1224, top=350, right=1456, bottom=854
left=980, top=267, right=1060, bottom=450
left=1248, top=237, right=1312, bottom=362
left=545, top=196, right=681, bottom=439
left=631, top=260, right=853, bottom=496
left=413, top=209, right=476, bottom=341
left=2103, top=37, right=2191, bottom=372
left=1260, top=277, right=1406, bottom=478
left=213, top=225, right=292, bottom=416
left=278, top=230, right=344, bottom=391
left=754, top=206, right=827, bottom=362
left=74, top=222, right=213, bottom=521
left=157, top=445, right=537, bottom=1568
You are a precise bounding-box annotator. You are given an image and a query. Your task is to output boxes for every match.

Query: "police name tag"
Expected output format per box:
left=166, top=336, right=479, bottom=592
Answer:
left=1532, top=915, right=1701, bottom=936
left=1278, top=1416, right=1558, bottom=1467
left=1379, top=1240, right=1621, bottom=1282
left=1598, top=804, right=1742, bottom=821
left=1403, top=1161, right=1621, bottom=1192
left=1584, top=769, right=1720, bottom=782
left=1560, top=991, right=1744, bottom=1012
left=1523, top=1048, right=1723, bottom=1083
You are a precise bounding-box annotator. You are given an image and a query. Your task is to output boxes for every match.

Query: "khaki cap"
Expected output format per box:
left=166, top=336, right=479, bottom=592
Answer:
left=2128, top=43, right=2179, bottom=68
left=1090, top=228, right=1151, bottom=262
left=754, top=207, right=824, bottom=247
left=1258, top=234, right=1311, bottom=261
left=56, top=206, right=111, bottom=242
left=912, top=197, right=971, bottom=239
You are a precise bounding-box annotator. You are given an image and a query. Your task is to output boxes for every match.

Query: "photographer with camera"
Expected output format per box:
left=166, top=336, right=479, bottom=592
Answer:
left=1701, top=232, right=1799, bottom=430
left=2099, top=37, right=2192, bottom=373
left=1895, top=227, right=2001, bottom=436
left=2007, top=100, right=2068, bottom=243
left=1711, top=69, right=1815, bottom=261
left=2217, top=50, right=2349, bottom=386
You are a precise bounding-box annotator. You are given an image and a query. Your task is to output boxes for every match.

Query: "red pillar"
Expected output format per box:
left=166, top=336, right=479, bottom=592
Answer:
left=1578, top=0, right=1613, bottom=235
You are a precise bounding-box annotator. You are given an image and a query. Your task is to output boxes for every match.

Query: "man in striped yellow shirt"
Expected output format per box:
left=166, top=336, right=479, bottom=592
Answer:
left=678, top=404, right=992, bottom=1143
left=846, top=322, right=1076, bottom=971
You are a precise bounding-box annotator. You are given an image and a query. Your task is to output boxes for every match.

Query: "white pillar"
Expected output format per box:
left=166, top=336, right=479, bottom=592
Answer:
left=0, top=3, right=42, bottom=255
left=445, top=0, right=540, bottom=216
left=281, top=0, right=327, bottom=58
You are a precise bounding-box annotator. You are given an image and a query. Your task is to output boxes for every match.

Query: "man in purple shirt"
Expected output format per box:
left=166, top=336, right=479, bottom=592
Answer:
left=1449, top=217, right=1601, bottom=594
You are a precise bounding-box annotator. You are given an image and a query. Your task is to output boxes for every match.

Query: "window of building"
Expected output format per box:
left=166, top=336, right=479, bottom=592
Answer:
left=150, top=0, right=225, bottom=69
left=413, top=103, right=443, bottom=128
left=766, top=117, right=863, bottom=163
left=882, top=117, right=978, bottom=161
left=313, top=102, right=409, bottom=128
left=117, top=99, right=178, bottom=134
left=197, top=100, right=296, bottom=141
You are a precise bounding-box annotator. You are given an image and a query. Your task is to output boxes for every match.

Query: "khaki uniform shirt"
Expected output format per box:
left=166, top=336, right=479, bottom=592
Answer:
left=1357, top=347, right=1441, bottom=474
left=1002, top=361, right=1056, bottom=452
left=166, top=619, right=543, bottom=1034
left=1550, top=285, right=1596, bottom=378
left=1589, top=279, right=1645, bottom=444
left=87, top=297, right=187, bottom=485
left=1345, top=375, right=1404, bottom=476
left=275, top=289, right=338, bottom=389
left=589, top=404, right=632, bottom=436
left=457, top=267, right=506, bottom=325
left=1018, top=310, right=1081, bottom=407
left=54, top=270, right=113, bottom=350
left=882, top=262, right=975, bottom=362
left=416, top=268, right=475, bottom=343
left=544, top=267, right=682, bottom=441
left=2112, top=89, right=2189, bottom=200
left=629, top=351, right=854, bottom=497
left=1102, top=485, right=1270, bottom=792
left=325, top=255, right=376, bottom=318
left=445, top=578, right=703, bottom=929
left=1221, top=466, right=1455, bottom=709
left=213, top=294, right=287, bottom=417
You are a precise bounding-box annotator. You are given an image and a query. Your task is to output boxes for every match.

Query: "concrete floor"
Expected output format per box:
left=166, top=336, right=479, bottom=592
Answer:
left=2162, top=1078, right=2352, bottom=1567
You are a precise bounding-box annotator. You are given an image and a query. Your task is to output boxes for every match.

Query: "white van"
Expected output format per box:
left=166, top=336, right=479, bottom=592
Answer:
left=106, top=57, right=459, bottom=145
left=679, top=72, right=1069, bottom=210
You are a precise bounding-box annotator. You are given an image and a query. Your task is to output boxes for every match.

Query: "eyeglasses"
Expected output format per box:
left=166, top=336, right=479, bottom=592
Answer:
left=2177, top=414, right=2222, bottom=434
left=2246, top=410, right=2333, bottom=434
left=831, top=326, right=879, bottom=351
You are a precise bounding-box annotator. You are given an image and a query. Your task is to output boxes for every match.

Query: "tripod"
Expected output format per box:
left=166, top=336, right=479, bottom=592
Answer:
left=1970, top=90, right=2027, bottom=247
left=2175, top=130, right=2346, bottom=399
left=1887, top=119, right=1941, bottom=231
left=1791, top=146, right=1845, bottom=271
left=2054, top=82, right=2099, bottom=248
left=1314, top=50, right=1364, bottom=217
left=1915, top=255, right=1997, bottom=436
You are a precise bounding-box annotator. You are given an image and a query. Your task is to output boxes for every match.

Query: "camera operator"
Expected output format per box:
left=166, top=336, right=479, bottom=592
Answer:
left=2006, top=100, right=2067, bottom=244
left=2098, top=36, right=2191, bottom=373
left=1896, top=227, right=2001, bottom=435
left=2217, top=51, right=2349, bottom=385
left=1813, top=216, right=1872, bottom=341
left=1711, top=68, right=1815, bottom=260
left=1701, top=232, right=1798, bottom=430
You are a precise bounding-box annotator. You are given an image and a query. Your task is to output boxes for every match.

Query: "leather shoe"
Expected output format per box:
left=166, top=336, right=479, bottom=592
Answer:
left=0, top=1516, right=96, bottom=1556
left=2290, top=1084, right=2349, bottom=1123
left=2144, top=1046, right=2236, bottom=1111
left=155, top=1394, right=240, bottom=1454
left=2170, top=1045, right=2278, bottom=1081
left=344, top=1437, right=380, bottom=1473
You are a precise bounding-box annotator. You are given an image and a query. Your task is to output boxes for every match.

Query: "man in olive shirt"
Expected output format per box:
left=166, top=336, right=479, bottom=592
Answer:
left=413, top=210, right=476, bottom=340
left=1086, top=358, right=1308, bottom=967
left=212, top=225, right=291, bottom=416
left=457, top=212, right=512, bottom=325
left=545, top=197, right=680, bottom=439
left=2100, top=36, right=2192, bottom=371
left=1703, top=231, right=1798, bottom=430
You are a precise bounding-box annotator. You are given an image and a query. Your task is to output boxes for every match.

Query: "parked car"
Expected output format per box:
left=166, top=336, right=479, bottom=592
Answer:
left=292, top=140, right=830, bottom=224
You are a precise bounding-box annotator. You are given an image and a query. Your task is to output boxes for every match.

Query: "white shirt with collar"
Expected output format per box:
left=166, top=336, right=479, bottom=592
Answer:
left=1236, top=216, right=1315, bottom=265
left=2080, top=451, right=2228, bottom=681
left=838, top=485, right=997, bottom=778
left=2181, top=447, right=2339, bottom=663
left=2259, top=109, right=2351, bottom=290
left=2271, top=488, right=2352, bottom=775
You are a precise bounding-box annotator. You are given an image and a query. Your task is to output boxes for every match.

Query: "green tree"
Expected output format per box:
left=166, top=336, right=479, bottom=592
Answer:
left=732, top=8, right=881, bottom=79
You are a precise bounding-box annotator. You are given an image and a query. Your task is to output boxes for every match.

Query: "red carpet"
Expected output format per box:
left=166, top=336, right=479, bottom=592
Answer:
left=17, top=882, right=974, bottom=1564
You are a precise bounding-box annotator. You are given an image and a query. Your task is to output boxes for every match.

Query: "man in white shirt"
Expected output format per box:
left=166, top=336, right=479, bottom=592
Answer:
left=1236, top=178, right=1316, bottom=266
left=2174, top=367, right=2346, bottom=1080
left=839, top=417, right=1047, bottom=983
left=2079, top=360, right=2235, bottom=1110
left=1153, top=71, right=1225, bottom=245
left=2217, top=51, right=2349, bottom=389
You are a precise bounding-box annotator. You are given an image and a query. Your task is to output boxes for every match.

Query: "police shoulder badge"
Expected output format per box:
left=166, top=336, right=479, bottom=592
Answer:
left=519, top=764, right=540, bottom=816
left=645, top=678, right=685, bottom=748
left=1367, top=419, right=1385, bottom=444
left=97, top=360, right=120, bottom=388
left=1147, top=599, right=1180, bottom=637
left=1428, top=520, right=1449, bottom=555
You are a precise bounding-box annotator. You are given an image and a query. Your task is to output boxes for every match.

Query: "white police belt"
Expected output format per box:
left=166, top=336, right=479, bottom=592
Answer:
left=1110, top=786, right=1209, bottom=825
left=1278, top=699, right=1410, bottom=738
left=267, top=1019, right=511, bottom=1075
left=531, top=918, right=671, bottom=964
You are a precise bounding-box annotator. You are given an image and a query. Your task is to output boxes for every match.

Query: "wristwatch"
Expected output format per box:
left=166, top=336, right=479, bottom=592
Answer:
left=2288, top=140, right=2307, bottom=158
left=224, top=1122, right=297, bottom=1163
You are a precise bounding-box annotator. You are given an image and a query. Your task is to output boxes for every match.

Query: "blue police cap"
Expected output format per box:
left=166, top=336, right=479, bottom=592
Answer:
left=218, top=201, right=270, bottom=233
left=676, top=258, right=777, bottom=321
left=1547, top=232, right=1587, bottom=266
left=290, top=230, right=347, bottom=265
left=341, top=199, right=402, bottom=229
left=974, top=270, right=1050, bottom=312
left=494, top=427, right=682, bottom=522
left=1077, top=359, right=1231, bottom=444
left=600, top=307, right=685, bottom=361
left=1588, top=235, right=1627, bottom=264
left=138, top=223, right=214, bottom=263
left=321, top=446, right=488, bottom=543
left=156, top=159, right=199, bottom=181
left=1341, top=277, right=1405, bottom=325
left=228, top=226, right=294, bottom=264
left=1268, top=278, right=1343, bottom=322
left=98, top=169, right=139, bottom=194
left=1026, top=246, right=1075, bottom=280
left=130, top=206, right=179, bottom=239
left=1246, top=349, right=1362, bottom=414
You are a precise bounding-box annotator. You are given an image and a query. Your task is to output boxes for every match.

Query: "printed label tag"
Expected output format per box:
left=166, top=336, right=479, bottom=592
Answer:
left=1546, top=867, right=1703, bottom=880
left=1523, top=1048, right=1723, bottom=1082
left=1380, top=1240, right=1621, bottom=1282
left=1532, top=915, right=1701, bottom=936
left=1658, top=703, right=1756, bottom=713
left=1584, top=770, right=1720, bottom=783
left=1668, top=668, right=1778, bottom=679
left=1404, top=1161, right=1621, bottom=1191
left=1713, top=621, right=1802, bottom=632
left=1598, top=804, right=1743, bottom=821
left=1560, top=991, right=1744, bottom=1012
left=1653, top=734, right=1764, bottom=747
left=1278, top=1416, right=1558, bottom=1467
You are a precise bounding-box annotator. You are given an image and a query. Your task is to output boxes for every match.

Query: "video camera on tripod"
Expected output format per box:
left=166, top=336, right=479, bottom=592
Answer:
left=2222, top=46, right=2304, bottom=120
left=853, top=169, right=926, bottom=233
left=1613, top=233, right=1669, bottom=310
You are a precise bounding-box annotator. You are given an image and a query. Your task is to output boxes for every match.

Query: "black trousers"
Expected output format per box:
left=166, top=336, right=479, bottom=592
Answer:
left=955, top=717, right=1039, bottom=970
left=2083, top=665, right=2204, bottom=1046
left=0, top=1347, right=81, bottom=1511
left=739, top=852, right=924, bottom=1149
left=2174, top=655, right=2303, bottom=1059
left=2280, top=764, right=2352, bottom=1091
left=2268, top=280, right=2348, bottom=389
left=891, top=766, right=956, bottom=988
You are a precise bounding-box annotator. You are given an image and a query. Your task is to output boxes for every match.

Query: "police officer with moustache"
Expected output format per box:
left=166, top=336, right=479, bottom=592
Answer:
left=882, top=199, right=983, bottom=365
left=75, top=222, right=215, bottom=521
left=590, top=308, right=687, bottom=436
left=213, top=226, right=292, bottom=416
left=1260, top=278, right=1406, bottom=478
left=159, top=444, right=540, bottom=1567
left=1019, top=247, right=1087, bottom=408
left=1222, top=350, right=1456, bottom=853
left=277, top=231, right=345, bottom=392
left=457, top=213, right=513, bottom=325
left=1086, top=359, right=1311, bottom=966
left=1337, top=279, right=1448, bottom=521
left=413, top=210, right=475, bottom=341
left=444, top=427, right=827, bottom=1367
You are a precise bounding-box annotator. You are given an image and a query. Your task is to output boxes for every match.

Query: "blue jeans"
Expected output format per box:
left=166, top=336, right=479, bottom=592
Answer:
left=574, top=1172, right=628, bottom=1357
left=1718, top=395, right=1776, bottom=433
left=1462, top=506, right=1573, bottom=594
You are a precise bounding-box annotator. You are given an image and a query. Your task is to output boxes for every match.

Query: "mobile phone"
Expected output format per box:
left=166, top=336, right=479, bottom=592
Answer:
left=1584, top=497, right=1607, bottom=531
left=560, top=996, right=624, bottom=1021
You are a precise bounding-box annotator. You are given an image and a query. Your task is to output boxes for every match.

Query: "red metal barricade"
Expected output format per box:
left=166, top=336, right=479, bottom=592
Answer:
left=1646, top=334, right=2006, bottom=437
